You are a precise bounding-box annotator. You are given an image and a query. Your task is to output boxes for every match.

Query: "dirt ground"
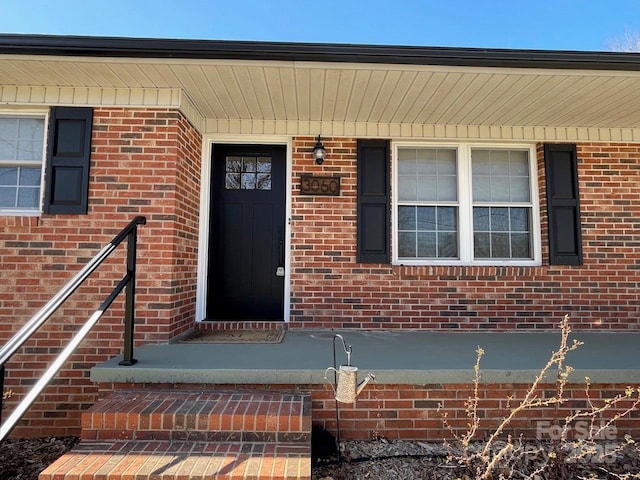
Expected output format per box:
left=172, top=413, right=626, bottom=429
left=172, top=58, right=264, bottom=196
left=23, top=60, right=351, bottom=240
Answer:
left=314, top=438, right=640, bottom=480
left=0, top=436, right=79, bottom=480
left=3, top=436, right=640, bottom=480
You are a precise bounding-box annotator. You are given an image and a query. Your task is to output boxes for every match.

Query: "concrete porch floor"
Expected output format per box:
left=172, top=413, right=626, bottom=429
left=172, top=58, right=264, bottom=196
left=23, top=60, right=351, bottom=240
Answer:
left=91, top=329, right=640, bottom=385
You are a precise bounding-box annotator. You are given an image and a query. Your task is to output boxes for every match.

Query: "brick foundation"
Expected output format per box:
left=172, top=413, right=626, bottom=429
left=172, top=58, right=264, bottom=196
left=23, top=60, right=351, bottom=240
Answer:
left=96, top=382, right=640, bottom=441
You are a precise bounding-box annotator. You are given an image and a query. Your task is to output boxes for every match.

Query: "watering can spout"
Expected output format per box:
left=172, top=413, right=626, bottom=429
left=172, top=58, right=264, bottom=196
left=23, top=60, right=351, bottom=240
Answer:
left=356, top=372, right=375, bottom=396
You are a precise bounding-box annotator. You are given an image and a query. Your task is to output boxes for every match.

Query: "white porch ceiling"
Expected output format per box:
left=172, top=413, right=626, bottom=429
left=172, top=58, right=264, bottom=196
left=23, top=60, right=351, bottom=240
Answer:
left=3, top=54, right=640, bottom=132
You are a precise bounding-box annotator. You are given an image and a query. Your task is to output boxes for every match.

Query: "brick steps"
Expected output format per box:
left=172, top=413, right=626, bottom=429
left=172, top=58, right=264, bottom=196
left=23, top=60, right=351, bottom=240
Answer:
left=40, top=390, right=312, bottom=480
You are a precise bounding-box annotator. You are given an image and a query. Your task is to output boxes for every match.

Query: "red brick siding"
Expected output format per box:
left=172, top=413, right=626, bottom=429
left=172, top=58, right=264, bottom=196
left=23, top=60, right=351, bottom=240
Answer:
left=0, top=108, right=201, bottom=437
left=289, top=138, right=639, bottom=330
left=1, top=128, right=639, bottom=438
left=99, top=382, right=640, bottom=441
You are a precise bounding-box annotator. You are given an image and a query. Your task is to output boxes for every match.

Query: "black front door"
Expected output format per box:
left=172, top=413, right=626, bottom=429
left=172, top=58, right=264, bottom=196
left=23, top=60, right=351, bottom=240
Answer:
left=208, top=144, right=286, bottom=320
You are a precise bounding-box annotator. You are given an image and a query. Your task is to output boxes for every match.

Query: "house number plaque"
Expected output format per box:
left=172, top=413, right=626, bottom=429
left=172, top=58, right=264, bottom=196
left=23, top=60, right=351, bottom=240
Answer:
left=300, top=175, right=340, bottom=196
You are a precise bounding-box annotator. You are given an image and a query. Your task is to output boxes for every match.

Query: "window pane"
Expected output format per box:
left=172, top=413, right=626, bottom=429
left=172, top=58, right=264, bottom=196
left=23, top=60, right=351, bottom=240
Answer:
left=490, top=207, right=510, bottom=231
left=400, top=147, right=458, bottom=203
left=472, top=148, right=531, bottom=204
left=472, top=176, right=491, bottom=202
left=474, top=232, right=490, bottom=258
left=416, top=207, right=435, bottom=230
left=0, top=186, right=16, bottom=207
left=398, top=206, right=416, bottom=230
left=256, top=173, right=271, bottom=190
left=19, top=168, right=41, bottom=186
left=398, top=176, right=417, bottom=201
left=474, top=207, right=532, bottom=259
left=438, top=207, right=457, bottom=231
left=0, top=140, right=15, bottom=160
left=225, top=173, right=240, bottom=189
left=257, top=157, right=271, bottom=173
left=242, top=157, right=256, bottom=172
left=0, top=118, right=18, bottom=137
left=417, top=232, right=436, bottom=257
left=398, top=149, right=417, bottom=173
left=491, top=233, right=510, bottom=257
left=436, top=150, right=457, bottom=174
left=472, top=150, right=491, bottom=174
left=416, top=175, right=437, bottom=201
left=416, top=157, right=437, bottom=174
left=0, top=167, right=18, bottom=186
left=17, top=187, right=39, bottom=208
left=490, top=176, right=510, bottom=201
left=510, top=208, right=529, bottom=232
left=438, top=232, right=458, bottom=257
left=511, top=233, right=531, bottom=258
left=398, top=205, right=459, bottom=259
left=0, top=120, right=18, bottom=160
left=490, top=151, right=510, bottom=174
left=398, top=231, right=416, bottom=257
left=437, top=175, right=457, bottom=201
left=241, top=173, right=256, bottom=189
left=0, top=117, right=44, bottom=212
left=17, top=140, right=43, bottom=161
left=510, top=176, right=530, bottom=202
left=226, top=156, right=242, bottom=172
left=19, top=118, right=45, bottom=140
left=510, top=151, right=529, bottom=175
left=16, top=119, right=45, bottom=161
left=473, top=207, right=490, bottom=231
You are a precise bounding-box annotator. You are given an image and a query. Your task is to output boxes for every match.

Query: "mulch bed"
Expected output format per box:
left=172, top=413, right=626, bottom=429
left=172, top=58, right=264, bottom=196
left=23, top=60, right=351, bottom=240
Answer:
left=0, top=436, right=79, bottom=480
left=4, top=436, right=640, bottom=480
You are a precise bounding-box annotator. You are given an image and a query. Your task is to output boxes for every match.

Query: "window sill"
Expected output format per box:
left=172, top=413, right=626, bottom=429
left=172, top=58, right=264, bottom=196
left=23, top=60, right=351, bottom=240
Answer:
left=393, top=259, right=542, bottom=267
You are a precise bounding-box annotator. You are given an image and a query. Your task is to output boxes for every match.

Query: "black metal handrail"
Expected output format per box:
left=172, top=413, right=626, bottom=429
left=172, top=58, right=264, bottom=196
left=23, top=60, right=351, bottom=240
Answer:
left=0, top=215, right=146, bottom=441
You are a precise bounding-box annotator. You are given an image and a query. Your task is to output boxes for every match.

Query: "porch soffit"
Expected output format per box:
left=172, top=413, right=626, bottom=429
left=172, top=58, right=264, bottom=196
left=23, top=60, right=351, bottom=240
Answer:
left=3, top=55, right=640, bottom=137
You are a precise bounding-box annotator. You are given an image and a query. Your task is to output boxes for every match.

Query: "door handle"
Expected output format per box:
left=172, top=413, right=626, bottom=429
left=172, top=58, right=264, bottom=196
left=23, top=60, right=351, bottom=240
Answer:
left=279, top=240, right=284, bottom=265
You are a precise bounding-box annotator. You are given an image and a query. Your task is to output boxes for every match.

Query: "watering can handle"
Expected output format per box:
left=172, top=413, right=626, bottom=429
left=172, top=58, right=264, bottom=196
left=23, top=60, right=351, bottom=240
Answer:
left=324, top=367, right=338, bottom=393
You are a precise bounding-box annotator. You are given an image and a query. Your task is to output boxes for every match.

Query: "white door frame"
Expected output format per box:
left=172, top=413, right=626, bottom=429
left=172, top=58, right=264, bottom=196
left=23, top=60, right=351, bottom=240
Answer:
left=195, top=134, right=293, bottom=323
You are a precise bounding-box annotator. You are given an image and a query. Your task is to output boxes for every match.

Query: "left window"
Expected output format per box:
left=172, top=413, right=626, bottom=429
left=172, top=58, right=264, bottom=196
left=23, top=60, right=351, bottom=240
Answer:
left=0, top=115, right=46, bottom=214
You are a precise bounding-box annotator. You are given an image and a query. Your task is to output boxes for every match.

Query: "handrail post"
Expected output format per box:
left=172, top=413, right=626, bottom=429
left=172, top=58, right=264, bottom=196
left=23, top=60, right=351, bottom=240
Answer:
left=119, top=227, right=139, bottom=366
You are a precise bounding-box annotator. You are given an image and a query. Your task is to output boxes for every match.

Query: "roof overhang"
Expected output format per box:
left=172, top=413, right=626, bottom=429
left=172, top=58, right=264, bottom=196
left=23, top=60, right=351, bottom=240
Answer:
left=3, top=34, right=640, bottom=139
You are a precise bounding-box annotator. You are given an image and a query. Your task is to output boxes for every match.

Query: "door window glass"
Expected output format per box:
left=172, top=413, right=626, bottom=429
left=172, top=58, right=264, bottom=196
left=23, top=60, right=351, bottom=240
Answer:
left=225, top=155, right=271, bottom=190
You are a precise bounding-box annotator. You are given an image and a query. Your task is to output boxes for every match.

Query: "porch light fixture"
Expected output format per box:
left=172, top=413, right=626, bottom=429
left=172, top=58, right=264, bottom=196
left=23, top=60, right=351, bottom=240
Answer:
left=312, top=135, right=327, bottom=165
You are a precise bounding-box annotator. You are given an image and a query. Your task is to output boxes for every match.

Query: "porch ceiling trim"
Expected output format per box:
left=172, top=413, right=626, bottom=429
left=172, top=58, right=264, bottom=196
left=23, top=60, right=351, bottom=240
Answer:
left=205, top=119, right=640, bottom=143
left=3, top=35, right=640, bottom=140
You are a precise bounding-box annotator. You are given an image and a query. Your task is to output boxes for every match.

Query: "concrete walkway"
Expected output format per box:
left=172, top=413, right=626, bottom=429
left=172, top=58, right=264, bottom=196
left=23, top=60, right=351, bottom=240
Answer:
left=92, top=329, right=640, bottom=385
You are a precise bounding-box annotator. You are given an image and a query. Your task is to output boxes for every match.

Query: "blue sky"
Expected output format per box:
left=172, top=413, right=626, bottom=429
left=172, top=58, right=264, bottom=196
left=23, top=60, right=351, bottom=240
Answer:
left=0, top=0, right=639, bottom=51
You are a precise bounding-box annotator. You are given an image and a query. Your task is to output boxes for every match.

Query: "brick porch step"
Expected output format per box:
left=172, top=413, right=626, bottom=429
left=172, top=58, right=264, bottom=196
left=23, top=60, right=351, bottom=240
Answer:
left=40, top=390, right=311, bottom=480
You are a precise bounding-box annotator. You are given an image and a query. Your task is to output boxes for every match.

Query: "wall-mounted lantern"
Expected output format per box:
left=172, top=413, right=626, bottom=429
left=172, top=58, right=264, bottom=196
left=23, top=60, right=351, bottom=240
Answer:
left=311, top=135, right=327, bottom=165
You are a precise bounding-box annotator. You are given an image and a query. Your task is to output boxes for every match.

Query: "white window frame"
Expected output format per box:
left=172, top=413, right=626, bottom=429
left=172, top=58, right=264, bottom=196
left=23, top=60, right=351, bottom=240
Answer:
left=0, top=110, right=49, bottom=216
left=392, top=141, right=541, bottom=266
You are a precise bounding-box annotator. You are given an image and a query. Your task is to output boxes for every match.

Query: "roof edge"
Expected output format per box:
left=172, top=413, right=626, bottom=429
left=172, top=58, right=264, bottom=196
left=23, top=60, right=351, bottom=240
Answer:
left=2, top=34, right=640, bottom=71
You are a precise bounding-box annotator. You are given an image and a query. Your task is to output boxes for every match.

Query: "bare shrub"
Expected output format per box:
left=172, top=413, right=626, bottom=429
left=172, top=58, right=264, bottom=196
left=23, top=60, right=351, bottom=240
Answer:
left=440, top=315, right=640, bottom=480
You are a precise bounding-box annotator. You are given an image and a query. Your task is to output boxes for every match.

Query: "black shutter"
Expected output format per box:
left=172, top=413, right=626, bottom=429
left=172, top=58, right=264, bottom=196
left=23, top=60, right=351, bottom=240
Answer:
left=544, top=143, right=583, bottom=265
left=44, top=107, right=93, bottom=214
left=357, top=139, right=390, bottom=263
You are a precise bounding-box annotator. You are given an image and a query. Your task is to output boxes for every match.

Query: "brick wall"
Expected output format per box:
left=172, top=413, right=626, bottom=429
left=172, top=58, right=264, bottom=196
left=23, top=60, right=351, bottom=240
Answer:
left=0, top=108, right=201, bottom=437
left=1, top=128, right=639, bottom=437
left=289, top=138, right=639, bottom=330
left=99, top=382, right=640, bottom=441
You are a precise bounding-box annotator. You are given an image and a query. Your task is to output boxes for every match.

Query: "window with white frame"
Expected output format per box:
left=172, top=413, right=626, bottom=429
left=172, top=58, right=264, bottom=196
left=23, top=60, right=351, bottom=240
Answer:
left=394, top=144, right=540, bottom=265
left=0, top=115, right=46, bottom=214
